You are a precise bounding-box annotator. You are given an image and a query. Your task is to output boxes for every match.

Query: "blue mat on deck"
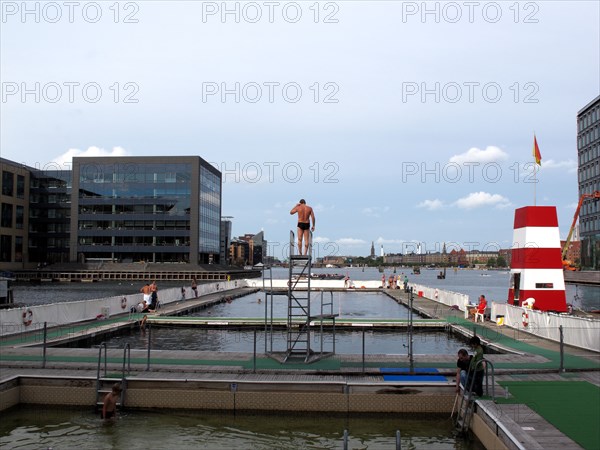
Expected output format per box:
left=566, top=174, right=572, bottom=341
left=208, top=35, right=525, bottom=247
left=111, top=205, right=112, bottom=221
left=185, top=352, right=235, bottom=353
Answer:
left=380, top=368, right=447, bottom=382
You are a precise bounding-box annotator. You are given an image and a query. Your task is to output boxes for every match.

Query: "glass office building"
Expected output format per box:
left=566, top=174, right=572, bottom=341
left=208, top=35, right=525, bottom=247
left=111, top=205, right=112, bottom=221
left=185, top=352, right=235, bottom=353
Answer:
left=577, top=95, right=600, bottom=269
left=70, top=156, right=222, bottom=264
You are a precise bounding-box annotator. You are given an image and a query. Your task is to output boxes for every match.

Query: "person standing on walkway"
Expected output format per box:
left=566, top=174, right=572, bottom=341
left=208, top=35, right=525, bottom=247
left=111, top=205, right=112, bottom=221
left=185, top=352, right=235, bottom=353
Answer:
left=290, top=199, right=315, bottom=256
left=149, top=281, right=158, bottom=310
left=140, top=282, right=151, bottom=305
left=467, top=336, right=485, bottom=396
left=191, top=277, right=198, bottom=297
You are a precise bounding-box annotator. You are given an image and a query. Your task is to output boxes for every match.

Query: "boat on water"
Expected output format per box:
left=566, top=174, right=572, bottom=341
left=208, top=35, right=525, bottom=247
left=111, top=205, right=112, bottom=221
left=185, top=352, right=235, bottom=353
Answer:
left=413, top=266, right=421, bottom=275
left=311, top=273, right=345, bottom=280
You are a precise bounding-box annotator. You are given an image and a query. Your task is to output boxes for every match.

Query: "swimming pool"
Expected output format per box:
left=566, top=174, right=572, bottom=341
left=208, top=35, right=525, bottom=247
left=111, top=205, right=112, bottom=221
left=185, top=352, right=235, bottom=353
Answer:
left=0, top=405, right=485, bottom=449
left=79, top=291, right=470, bottom=355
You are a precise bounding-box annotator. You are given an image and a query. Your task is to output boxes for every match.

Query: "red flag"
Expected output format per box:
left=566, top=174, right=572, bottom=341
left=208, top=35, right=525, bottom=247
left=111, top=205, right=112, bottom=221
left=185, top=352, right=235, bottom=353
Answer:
left=533, top=135, right=542, bottom=166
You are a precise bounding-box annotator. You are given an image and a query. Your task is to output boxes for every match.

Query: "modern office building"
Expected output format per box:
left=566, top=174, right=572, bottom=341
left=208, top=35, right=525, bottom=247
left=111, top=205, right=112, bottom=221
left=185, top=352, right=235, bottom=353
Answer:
left=220, top=217, right=233, bottom=265
left=29, top=167, right=72, bottom=264
left=1, top=159, right=30, bottom=269
left=70, top=156, right=222, bottom=265
left=577, top=95, right=600, bottom=269
left=1, top=159, right=72, bottom=269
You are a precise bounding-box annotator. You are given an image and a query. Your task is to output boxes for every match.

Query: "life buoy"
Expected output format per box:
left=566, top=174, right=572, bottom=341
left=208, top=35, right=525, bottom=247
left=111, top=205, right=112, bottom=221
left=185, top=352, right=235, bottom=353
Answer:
left=434, top=289, right=439, bottom=299
left=121, top=297, right=127, bottom=310
left=22, top=309, right=33, bottom=326
left=522, top=311, right=529, bottom=327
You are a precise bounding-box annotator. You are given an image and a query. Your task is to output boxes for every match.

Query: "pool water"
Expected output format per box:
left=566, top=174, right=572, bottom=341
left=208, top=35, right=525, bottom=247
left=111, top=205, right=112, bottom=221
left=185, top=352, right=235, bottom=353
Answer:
left=96, top=291, right=469, bottom=354
left=0, top=405, right=485, bottom=449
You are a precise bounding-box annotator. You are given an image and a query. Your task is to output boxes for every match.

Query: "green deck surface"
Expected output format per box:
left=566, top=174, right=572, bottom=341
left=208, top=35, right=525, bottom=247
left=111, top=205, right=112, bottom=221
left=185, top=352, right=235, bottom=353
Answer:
left=497, top=381, right=600, bottom=450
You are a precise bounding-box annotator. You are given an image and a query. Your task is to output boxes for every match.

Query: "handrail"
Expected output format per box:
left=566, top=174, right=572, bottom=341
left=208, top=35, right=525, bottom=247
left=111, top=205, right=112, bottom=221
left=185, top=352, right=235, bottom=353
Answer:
left=456, top=357, right=495, bottom=433
left=122, top=343, right=131, bottom=377
left=96, top=342, right=107, bottom=397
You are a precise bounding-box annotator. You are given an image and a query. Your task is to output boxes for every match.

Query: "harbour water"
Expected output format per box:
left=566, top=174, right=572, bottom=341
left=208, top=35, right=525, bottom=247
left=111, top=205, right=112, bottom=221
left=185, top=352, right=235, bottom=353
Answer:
left=0, top=405, right=485, bottom=449
left=98, top=291, right=467, bottom=354
left=12, top=266, right=600, bottom=311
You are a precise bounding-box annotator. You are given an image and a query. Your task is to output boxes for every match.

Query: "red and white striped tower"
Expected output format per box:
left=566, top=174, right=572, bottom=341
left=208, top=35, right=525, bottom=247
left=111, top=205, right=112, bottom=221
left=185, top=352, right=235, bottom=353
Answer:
left=508, top=206, right=567, bottom=312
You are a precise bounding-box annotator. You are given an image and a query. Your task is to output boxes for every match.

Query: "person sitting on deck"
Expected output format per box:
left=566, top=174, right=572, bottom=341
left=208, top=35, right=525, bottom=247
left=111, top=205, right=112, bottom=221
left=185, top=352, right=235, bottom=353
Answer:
left=134, top=300, right=149, bottom=313
left=469, top=295, right=487, bottom=321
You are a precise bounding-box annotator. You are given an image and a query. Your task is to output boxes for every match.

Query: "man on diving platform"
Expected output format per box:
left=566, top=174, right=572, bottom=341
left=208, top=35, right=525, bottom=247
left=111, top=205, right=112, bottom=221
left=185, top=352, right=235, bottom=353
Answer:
left=290, top=199, right=316, bottom=256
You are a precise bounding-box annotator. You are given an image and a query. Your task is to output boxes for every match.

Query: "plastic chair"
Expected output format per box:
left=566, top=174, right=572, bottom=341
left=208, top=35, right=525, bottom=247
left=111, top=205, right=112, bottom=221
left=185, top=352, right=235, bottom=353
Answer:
left=475, top=311, right=485, bottom=322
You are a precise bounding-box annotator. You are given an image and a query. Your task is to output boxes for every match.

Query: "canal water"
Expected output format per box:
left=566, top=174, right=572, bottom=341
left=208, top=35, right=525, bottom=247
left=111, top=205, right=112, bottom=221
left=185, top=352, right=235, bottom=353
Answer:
left=0, top=405, right=485, bottom=449
left=11, top=267, right=600, bottom=311
left=78, top=290, right=468, bottom=354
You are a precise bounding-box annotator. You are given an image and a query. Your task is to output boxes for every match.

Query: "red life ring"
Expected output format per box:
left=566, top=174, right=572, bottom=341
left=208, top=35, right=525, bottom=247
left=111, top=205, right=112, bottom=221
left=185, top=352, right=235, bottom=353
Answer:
left=522, top=311, right=529, bottom=327
left=22, top=309, right=33, bottom=326
left=121, top=297, right=127, bottom=310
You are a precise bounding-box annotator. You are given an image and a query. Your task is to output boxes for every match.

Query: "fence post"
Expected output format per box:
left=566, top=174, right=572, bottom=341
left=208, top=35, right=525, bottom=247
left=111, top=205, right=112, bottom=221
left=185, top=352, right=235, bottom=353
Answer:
left=343, top=429, right=348, bottom=450
left=362, top=327, right=366, bottom=373
left=408, top=287, right=414, bottom=373
left=253, top=329, right=257, bottom=373
left=42, top=322, right=47, bottom=368
left=559, top=325, right=565, bottom=373
left=396, top=430, right=402, bottom=450
left=146, top=323, right=152, bottom=371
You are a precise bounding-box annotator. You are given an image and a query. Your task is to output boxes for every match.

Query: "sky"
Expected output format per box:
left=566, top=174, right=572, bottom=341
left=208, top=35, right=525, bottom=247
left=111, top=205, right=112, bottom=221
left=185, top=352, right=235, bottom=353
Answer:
left=1, top=1, right=599, bottom=261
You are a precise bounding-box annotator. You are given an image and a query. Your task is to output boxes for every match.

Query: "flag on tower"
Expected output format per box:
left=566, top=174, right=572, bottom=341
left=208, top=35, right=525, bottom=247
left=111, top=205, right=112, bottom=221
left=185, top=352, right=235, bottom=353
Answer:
left=533, top=135, right=542, bottom=166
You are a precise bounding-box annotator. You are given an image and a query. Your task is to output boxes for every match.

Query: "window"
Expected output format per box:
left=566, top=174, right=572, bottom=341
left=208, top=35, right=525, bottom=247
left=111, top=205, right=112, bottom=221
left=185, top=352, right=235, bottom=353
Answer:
left=1, top=171, right=14, bottom=196
left=0, top=235, right=11, bottom=261
left=15, top=206, right=23, bottom=229
left=1, top=203, right=13, bottom=227
left=15, top=236, right=23, bottom=262
left=16, top=175, right=25, bottom=198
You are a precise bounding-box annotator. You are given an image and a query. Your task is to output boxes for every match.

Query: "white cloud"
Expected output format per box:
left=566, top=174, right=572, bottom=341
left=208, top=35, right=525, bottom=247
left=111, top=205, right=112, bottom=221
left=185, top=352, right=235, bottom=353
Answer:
left=335, top=238, right=367, bottom=246
left=542, top=159, right=577, bottom=173
left=52, top=146, right=130, bottom=166
left=362, top=206, right=391, bottom=217
left=453, top=191, right=511, bottom=209
left=417, top=199, right=444, bottom=210
left=375, top=237, right=405, bottom=244
left=312, top=236, right=331, bottom=243
left=449, top=146, right=508, bottom=165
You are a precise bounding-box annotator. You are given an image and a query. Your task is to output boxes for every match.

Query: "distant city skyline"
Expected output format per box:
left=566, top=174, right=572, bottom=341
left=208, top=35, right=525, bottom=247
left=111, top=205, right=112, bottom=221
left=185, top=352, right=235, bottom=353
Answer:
left=2, top=2, right=598, bottom=259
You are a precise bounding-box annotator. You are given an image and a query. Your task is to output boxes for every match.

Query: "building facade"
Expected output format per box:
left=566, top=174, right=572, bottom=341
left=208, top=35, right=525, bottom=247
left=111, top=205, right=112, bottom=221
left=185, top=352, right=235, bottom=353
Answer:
left=229, top=232, right=266, bottom=266
left=577, top=95, right=600, bottom=269
left=220, top=218, right=233, bottom=265
left=70, top=156, right=222, bottom=265
left=0, top=159, right=30, bottom=270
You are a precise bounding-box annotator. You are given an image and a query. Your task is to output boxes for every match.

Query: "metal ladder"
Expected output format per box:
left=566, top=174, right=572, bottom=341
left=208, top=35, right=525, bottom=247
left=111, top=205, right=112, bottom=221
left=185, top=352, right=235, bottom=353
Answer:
left=343, top=429, right=402, bottom=449
left=455, top=357, right=495, bottom=434
left=95, top=342, right=131, bottom=414
left=285, top=230, right=313, bottom=361
left=283, top=230, right=338, bottom=363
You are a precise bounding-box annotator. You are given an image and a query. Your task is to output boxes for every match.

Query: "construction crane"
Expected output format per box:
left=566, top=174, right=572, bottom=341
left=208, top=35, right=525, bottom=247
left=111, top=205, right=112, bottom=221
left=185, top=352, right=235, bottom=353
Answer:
left=562, top=191, right=600, bottom=270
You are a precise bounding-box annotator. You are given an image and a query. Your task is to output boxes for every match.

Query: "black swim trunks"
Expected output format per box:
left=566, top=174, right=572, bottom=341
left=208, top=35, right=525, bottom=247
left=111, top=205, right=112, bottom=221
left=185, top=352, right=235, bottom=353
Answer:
left=297, top=222, right=310, bottom=231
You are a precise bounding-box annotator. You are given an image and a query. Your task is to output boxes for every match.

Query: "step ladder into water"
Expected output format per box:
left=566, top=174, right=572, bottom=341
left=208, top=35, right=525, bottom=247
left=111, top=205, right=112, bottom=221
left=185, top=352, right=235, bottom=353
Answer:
left=95, top=342, right=131, bottom=415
